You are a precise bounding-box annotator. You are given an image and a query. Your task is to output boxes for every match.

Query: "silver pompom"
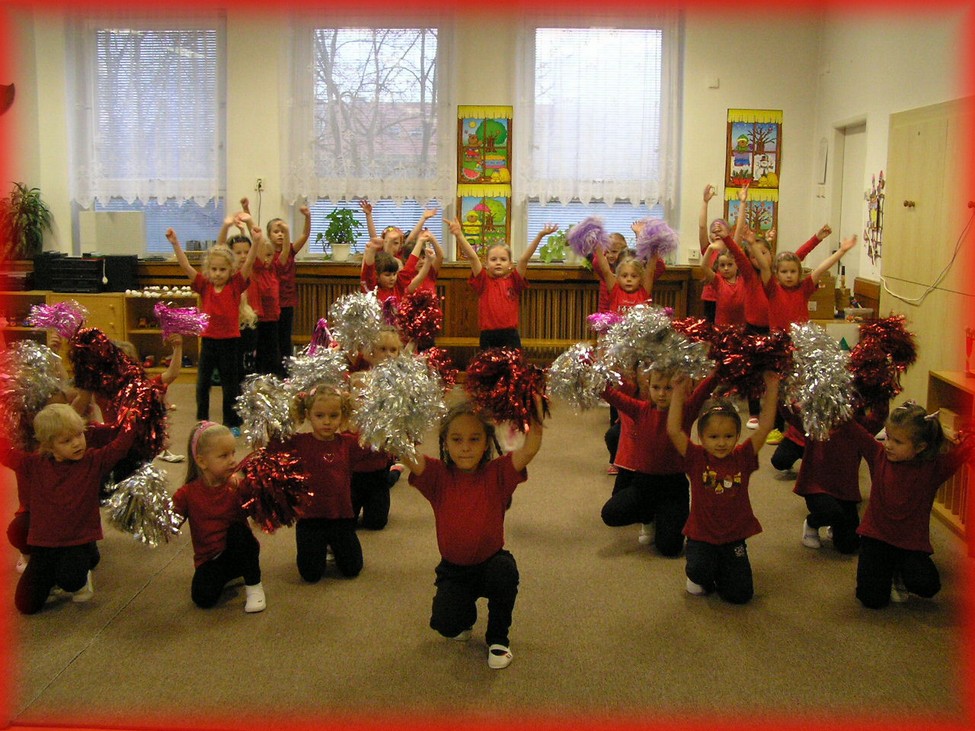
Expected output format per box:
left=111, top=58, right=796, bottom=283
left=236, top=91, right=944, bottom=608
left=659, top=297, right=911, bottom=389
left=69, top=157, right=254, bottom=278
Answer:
left=235, top=373, right=296, bottom=448
left=329, top=291, right=383, bottom=356
left=350, top=352, right=448, bottom=462
left=547, top=343, right=622, bottom=411
left=786, top=322, right=854, bottom=440
left=649, top=333, right=715, bottom=381
left=0, top=341, right=65, bottom=448
left=599, top=304, right=674, bottom=373
left=105, top=462, right=182, bottom=547
left=285, top=346, right=349, bottom=395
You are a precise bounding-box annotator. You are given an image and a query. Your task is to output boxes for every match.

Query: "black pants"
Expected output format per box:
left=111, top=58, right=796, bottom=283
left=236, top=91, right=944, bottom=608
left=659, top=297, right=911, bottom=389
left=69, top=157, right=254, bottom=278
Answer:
left=685, top=537, right=754, bottom=604
left=430, top=549, right=519, bottom=647
left=255, top=320, right=283, bottom=378
left=804, top=494, right=860, bottom=554
left=239, top=326, right=258, bottom=378
left=702, top=299, right=716, bottom=323
left=604, top=420, right=620, bottom=464
left=744, top=323, right=770, bottom=418
left=7, top=512, right=29, bottom=554
left=771, top=437, right=804, bottom=471
left=351, top=468, right=391, bottom=531
left=190, top=522, right=261, bottom=609
left=197, top=336, right=243, bottom=427
left=15, top=542, right=99, bottom=615
left=479, top=328, right=521, bottom=351
left=601, top=471, right=689, bottom=557
left=294, top=517, right=362, bottom=583
left=278, top=306, right=295, bottom=370
left=855, top=535, right=940, bottom=609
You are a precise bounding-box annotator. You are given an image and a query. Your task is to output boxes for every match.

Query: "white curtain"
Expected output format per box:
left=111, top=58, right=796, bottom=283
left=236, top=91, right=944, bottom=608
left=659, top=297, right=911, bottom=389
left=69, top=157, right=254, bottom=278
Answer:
left=66, top=14, right=225, bottom=208
left=514, top=11, right=682, bottom=209
left=282, top=14, right=455, bottom=205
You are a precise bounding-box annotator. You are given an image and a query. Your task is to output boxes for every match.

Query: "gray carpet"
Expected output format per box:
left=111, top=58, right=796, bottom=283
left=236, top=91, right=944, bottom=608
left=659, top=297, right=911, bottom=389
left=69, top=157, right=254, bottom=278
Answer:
left=7, top=383, right=967, bottom=728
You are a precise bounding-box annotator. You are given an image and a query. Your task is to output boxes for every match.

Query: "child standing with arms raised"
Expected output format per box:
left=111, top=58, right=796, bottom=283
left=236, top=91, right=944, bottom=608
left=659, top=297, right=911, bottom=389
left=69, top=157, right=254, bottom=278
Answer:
left=667, top=371, right=780, bottom=603
left=591, top=221, right=664, bottom=314
left=172, top=421, right=266, bottom=613
left=400, top=397, right=545, bottom=669
left=446, top=217, right=558, bottom=350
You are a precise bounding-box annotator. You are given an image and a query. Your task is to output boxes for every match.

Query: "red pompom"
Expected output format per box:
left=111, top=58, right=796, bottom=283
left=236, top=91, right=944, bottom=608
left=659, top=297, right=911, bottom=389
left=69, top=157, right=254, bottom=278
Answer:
left=848, top=340, right=902, bottom=408
left=397, top=289, right=444, bottom=351
left=671, top=316, right=716, bottom=345
left=857, top=315, right=918, bottom=371
left=422, top=346, right=458, bottom=388
left=464, top=348, right=549, bottom=431
left=237, top=449, right=311, bottom=533
left=710, top=326, right=792, bottom=399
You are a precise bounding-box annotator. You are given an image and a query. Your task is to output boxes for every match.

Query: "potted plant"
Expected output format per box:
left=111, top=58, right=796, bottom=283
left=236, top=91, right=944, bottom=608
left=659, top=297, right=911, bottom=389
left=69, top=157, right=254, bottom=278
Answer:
left=538, top=227, right=567, bottom=263
left=0, top=182, right=53, bottom=260
left=316, top=206, right=363, bottom=262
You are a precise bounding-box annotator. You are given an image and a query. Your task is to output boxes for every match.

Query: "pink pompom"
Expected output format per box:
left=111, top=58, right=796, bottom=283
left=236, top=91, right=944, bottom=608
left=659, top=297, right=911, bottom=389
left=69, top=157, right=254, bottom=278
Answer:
left=587, top=311, right=622, bottom=334
left=27, top=300, right=88, bottom=339
left=634, top=219, right=680, bottom=262
left=308, top=318, right=333, bottom=355
left=153, top=302, right=209, bottom=339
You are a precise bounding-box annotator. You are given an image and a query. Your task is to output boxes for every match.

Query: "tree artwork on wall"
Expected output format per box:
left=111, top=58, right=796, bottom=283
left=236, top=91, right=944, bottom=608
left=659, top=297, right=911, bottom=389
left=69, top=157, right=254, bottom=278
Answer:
left=457, top=106, right=512, bottom=185
left=725, top=109, right=782, bottom=189
left=725, top=189, right=778, bottom=248
left=864, top=170, right=884, bottom=265
left=456, top=194, right=510, bottom=259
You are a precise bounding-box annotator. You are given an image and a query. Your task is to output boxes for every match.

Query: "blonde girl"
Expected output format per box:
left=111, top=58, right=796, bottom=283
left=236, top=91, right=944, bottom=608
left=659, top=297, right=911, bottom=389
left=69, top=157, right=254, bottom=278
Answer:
left=168, top=221, right=259, bottom=432
left=172, top=421, right=265, bottom=613
left=592, top=220, right=664, bottom=314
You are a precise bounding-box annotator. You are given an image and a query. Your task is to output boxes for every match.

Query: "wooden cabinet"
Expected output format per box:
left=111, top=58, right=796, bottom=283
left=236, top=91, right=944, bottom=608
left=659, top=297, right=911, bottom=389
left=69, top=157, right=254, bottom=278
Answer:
left=0, top=291, right=50, bottom=345
left=124, top=294, right=199, bottom=384
left=46, top=292, right=126, bottom=341
left=927, top=370, right=974, bottom=554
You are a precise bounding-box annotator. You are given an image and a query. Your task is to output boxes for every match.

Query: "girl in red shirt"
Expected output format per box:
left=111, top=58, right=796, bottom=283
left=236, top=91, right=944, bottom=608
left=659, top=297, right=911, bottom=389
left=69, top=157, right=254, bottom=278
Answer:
left=261, top=203, right=310, bottom=369
left=851, top=401, right=974, bottom=609
left=667, top=371, right=780, bottom=604
left=401, top=397, right=546, bottom=670
left=591, top=224, right=664, bottom=315
left=172, top=421, right=265, bottom=613
left=698, top=242, right=746, bottom=326
left=360, top=237, right=428, bottom=303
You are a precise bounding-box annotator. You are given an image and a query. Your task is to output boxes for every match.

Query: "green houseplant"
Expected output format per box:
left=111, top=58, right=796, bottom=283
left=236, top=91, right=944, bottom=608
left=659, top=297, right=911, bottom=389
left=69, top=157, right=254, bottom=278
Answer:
left=538, top=227, right=567, bottom=263
left=315, top=207, right=363, bottom=261
left=0, top=182, right=53, bottom=260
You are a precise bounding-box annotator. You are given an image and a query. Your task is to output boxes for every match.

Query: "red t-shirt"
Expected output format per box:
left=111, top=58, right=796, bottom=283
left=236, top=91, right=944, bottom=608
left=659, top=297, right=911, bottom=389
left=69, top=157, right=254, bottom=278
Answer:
left=791, top=419, right=869, bottom=503
left=722, top=236, right=769, bottom=328
left=404, top=253, right=439, bottom=294
left=0, top=427, right=136, bottom=547
left=851, top=422, right=973, bottom=553
left=275, top=245, right=298, bottom=308
left=172, top=478, right=251, bottom=568
left=469, top=269, right=527, bottom=331
left=713, top=275, right=746, bottom=326
left=192, top=271, right=249, bottom=339
left=683, top=440, right=762, bottom=544
left=765, top=277, right=817, bottom=331
left=251, top=257, right=281, bottom=322
left=361, top=259, right=419, bottom=302
left=409, top=453, right=527, bottom=566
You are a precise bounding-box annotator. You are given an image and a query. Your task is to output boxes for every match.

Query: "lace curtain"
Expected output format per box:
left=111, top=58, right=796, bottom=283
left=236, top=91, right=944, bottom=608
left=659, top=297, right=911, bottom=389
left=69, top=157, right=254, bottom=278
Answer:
left=66, top=15, right=225, bottom=208
left=282, top=15, right=455, bottom=205
left=513, top=12, right=682, bottom=209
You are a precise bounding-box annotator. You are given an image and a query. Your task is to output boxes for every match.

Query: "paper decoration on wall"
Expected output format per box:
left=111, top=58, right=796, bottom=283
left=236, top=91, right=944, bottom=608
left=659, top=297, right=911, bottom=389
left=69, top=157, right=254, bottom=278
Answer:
left=456, top=194, right=511, bottom=258
left=725, top=188, right=778, bottom=243
left=458, top=106, right=512, bottom=185
left=726, top=109, right=782, bottom=189
left=864, top=170, right=884, bottom=265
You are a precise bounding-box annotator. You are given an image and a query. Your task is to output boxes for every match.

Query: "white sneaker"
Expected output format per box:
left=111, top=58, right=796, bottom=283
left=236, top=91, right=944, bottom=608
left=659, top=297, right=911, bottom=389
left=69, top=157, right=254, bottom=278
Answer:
left=685, top=577, right=708, bottom=596
left=825, top=526, right=834, bottom=543
left=71, top=571, right=94, bottom=603
left=890, top=575, right=909, bottom=603
left=244, top=582, right=266, bottom=613
left=637, top=523, right=655, bottom=545
left=746, top=417, right=759, bottom=430
left=802, top=520, right=822, bottom=549
left=449, top=628, right=472, bottom=641
left=158, top=450, right=185, bottom=463
left=487, top=644, right=513, bottom=669
left=15, top=554, right=27, bottom=573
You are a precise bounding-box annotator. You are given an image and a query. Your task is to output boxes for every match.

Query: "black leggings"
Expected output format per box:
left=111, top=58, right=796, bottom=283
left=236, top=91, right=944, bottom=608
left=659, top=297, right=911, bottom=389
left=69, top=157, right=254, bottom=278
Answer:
left=294, top=517, right=362, bottom=583
left=685, top=537, right=754, bottom=604
left=601, top=471, right=690, bottom=557
left=430, top=550, right=519, bottom=647
left=190, top=522, right=261, bottom=609
left=15, top=542, right=100, bottom=615
left=856, top=536, right=940, bottom=609
left=197, top=336, right=243, bottom=427
left=255, top=320, right=283, bottom=378
left=804, top=494, right=860, bottom=554
left=479, top=328, right=521, bottom=351
left=278, top=306, right=295, bottom=370
left=351, top=468, right=392, bottom=531
left=771, top=437, right=804, bottom=471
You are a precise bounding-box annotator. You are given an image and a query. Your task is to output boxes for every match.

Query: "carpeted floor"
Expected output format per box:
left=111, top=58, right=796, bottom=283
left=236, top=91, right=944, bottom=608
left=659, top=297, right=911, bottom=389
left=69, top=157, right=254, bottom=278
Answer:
left=5, top=383, right=969, bottom=729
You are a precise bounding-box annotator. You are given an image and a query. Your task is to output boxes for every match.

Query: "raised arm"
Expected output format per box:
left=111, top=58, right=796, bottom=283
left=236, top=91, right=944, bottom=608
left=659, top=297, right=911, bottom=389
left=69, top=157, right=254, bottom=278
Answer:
left=237, top=215, right=261, bottom=280
left=749, top=371, right=781, bottom=452
left=358, top=199, right=378, bottom=240
left=216, top=215, right=237, bottom=248
left=697, top=242, right=723, bottom=284
left=666, top=372, right=691, bottom=456
left=734, top=183, right=749, bottom=245
left=517, top=223, right=558, bottom=278
left=405, top=207, right=438, bottom=246
left=445, top=217, right=482, bottom=277
left=292, top=205, right=312, bottom=255
left=698, top=184, right=717, bottom=253
left=510, top=395, right=546, bottom=472
left=591, top=245, right=617, bottom=290
left=160, top=334, right=183, bottom=386
left=795, top=224, right=831, bottom=261
left=809, top=234, right=857, bottom=284
left=166, top=228, right=198, bottom=281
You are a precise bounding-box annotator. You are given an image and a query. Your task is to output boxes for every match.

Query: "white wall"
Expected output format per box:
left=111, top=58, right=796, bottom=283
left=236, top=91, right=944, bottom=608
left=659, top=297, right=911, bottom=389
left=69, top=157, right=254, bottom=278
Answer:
left=6, top=8, right=964, bottom=268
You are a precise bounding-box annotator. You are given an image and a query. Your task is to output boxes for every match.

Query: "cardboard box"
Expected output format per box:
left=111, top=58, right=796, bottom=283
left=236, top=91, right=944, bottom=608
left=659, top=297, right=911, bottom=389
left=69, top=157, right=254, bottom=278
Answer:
left=807, top=271, right=835, bottom=318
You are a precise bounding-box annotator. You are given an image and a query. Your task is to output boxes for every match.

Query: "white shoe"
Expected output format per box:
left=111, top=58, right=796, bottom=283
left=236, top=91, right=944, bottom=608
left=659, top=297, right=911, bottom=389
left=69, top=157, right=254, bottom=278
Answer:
left=746, top=417, right=759, bottom=430
left=15, top=554, right=27, bottom=573
left=71, top=571, right=94, bottom=603
left=449, top=628, right=472, bottom=641
left=890, top=576, right=909, bottom=603
left=244, top=582, right=266, bottom=613
left=685, top=577, right=707, bottom=596
left=158, top=450, right=185, bottom=463
left=637, top=523, right=655, bottom=545
left=487, top=644, right=513, bottom=669
left=801, top=520, right=822, bottom=549
left=825, top=526, right=834, bottom=543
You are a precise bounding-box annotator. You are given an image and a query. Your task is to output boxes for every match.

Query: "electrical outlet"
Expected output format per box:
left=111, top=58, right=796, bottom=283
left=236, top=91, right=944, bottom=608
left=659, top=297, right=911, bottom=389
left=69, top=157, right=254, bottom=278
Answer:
left=255, top=178, right=264, bottom=192
left=687, top=248, right=700, bottom=263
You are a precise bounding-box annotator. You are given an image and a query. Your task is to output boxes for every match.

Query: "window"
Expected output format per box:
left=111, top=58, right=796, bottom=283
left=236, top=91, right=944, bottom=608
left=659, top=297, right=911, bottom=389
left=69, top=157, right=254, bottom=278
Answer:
left=516, top=16, right=681, bottom=248
left=284, top=20, right=453, bottom=207
left=66, top=15, right=227, bottom=254
left=302, top=198, right=445, bottom=257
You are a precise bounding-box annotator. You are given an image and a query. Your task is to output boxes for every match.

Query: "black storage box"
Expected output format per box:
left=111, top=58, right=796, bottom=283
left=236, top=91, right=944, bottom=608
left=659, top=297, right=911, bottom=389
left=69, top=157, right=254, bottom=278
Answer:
left=35, top=255, right=104, bottom=293
left=102, top=254, right=138, bottom=292
left=32, top=252, right=66, bottom=290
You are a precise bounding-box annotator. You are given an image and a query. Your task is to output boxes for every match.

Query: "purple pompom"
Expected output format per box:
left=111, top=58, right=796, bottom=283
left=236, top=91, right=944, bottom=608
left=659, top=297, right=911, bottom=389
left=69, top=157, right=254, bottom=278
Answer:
left=308, top=318, right=333, bottom=356
left=566, top=216, right=610, bottom=258
left=635, top=219, right=679, bottom=262
left=27, top=301, right=88, bottom=339
left=153, top=302, right=209, bottom=339
left=587, top=311, right=622, bottom=334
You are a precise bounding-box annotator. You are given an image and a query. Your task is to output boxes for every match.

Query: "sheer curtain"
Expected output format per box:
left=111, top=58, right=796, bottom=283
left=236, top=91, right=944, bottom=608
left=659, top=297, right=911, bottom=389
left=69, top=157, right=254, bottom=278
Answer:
left=66, top=14, right=225, bottom=208
left=282, top=14, right=455, bottom=206
left=514, top=11, right=682, bottom=210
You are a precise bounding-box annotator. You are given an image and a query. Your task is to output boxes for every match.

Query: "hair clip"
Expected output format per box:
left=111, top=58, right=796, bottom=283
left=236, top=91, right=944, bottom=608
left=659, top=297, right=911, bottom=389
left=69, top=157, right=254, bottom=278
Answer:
left=894, top=400, right=919, bottom=411
left=924, top=410, right=941, bottom=422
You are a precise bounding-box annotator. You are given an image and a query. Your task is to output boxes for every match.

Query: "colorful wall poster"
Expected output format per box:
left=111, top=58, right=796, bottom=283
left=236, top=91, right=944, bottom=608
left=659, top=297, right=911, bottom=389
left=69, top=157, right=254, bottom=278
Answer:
left=725, top=187, right=778, bottom=244
left=457, top=105, right=512, bottom=185
left=864, top=170, right=885, bottom=265
left=726, top=109, right=782, bottom=189
left=456, top=194, right=511, bottom=257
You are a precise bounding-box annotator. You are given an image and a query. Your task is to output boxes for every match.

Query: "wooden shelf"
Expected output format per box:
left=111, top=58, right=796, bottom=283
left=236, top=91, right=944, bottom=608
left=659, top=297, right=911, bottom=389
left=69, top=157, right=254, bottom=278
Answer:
left=927, top=370, right=974, bottom=554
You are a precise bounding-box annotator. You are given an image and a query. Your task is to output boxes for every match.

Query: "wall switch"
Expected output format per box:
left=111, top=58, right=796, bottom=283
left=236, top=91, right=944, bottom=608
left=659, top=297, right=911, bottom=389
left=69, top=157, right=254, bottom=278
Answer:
left=687, top=248, right=701, bottom=263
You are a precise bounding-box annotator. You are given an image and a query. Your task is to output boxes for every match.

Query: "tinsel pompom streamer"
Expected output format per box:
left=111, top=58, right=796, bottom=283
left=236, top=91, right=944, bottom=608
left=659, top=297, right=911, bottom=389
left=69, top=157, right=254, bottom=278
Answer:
left=381, top=296, right=400, bottom=327
left=308, top=318, right=333, bottom=355
left=285, top=347, right=349, bottom=396
left=237, top=449, right=311, bottom=533
left=857, top=315, right=918, bottom=371
left=599, top=304, right=675, bottom=373
left=464, top=348, right=550, bottom=431
left=113, top=378, right=169, bottom=463
left=153, top=301, right=209, bottom=339
left=27, top=300, right=88, bottom=339
left=785, top=322, right=854, bottom=440
left=235, top=373, right=296, bottom=449
left=848, top=340, right=902, bottom=409
left=547, top=343, right=622, bottom=412
left=648, top=333, right=715, bottom=381
left=329, top=291, right=383, bottom=356
left=105, top=462, right=182, bottom=547
left=397, top=289, right=443, bottom=351
left=634, top=219, right=680, bottom=262
left=566, top=216, right=609, bottom=258
left=69, top=327, right=141, bottom=395
left=587, top=311, right=622, bottom=334
left=421, top=347, right=459, bottom=388
left=350, top=353, right=448, bottom=462
left=710, top=326, right=793, bottom=400
left=0, top=341, right=65, bottom=449
left=671, top=317, right=716, bottom=345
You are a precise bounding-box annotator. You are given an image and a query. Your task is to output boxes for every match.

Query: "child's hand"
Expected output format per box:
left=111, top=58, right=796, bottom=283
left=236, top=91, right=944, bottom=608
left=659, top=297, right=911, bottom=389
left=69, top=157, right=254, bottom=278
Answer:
left=766, top=227, right=777, bottom=244
left=299, top=205, right=310, bottom=218
left=164, top=333, right=184, bottom=347
left=444, top=217, right=462, bottom=237
left=358, top=199, right=373, bottom=215
left=422, top=207, right=438, bottom=221
left=367, top=236, right=384, bottom=251
left=840, top=234, right=858, bottom=252
left=630, top=220, right=644, bottom=235
left=539, top=222, right=559, bottom=236
left=223, top=215, right=236, bottom=227
left=703, top=184, right=716, bottom=202
left=816, top=224, right=832, bottom=240
left=737, top=182, right=751, bottom=203
left=166, top=228, right=180, bottom=247
left=237, top=212, right=252, bottom=225
left=762, top=370, right=782, bottom=388
left=240, top=197, right=250, bottom=213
